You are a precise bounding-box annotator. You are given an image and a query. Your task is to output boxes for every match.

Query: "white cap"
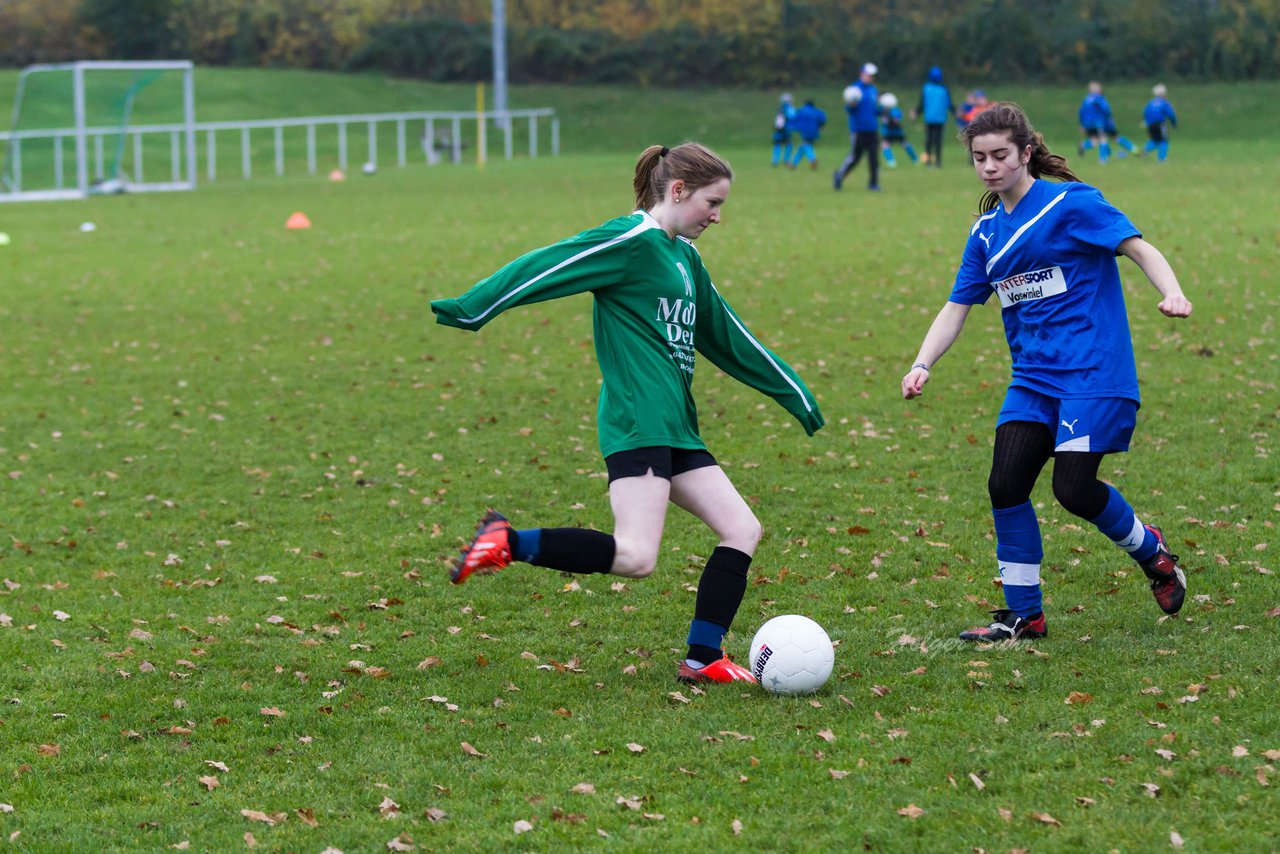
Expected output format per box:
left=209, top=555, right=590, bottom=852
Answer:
left=862, top=62, right=878, bottom=76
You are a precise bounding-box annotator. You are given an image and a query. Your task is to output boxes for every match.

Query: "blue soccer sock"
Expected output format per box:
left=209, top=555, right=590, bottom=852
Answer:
left=883, top=147, right=897, bottom=167
left=1090, top=485, right=1158, bottom=563
left=512, top=528, right=541, bottom=563
left=1100, top=142, right=1112, bottom=162
left=1157, top=140, right=1169, bottom=161
left=1118, top=136, right=1136, bottom=152
left=994, top=502, right=1044, bottom=617
left=904, top=142, right=919, bottom=162
left=686, top=547, right=751, bottom=665
left=1082, top=138, right=1095, bottom=152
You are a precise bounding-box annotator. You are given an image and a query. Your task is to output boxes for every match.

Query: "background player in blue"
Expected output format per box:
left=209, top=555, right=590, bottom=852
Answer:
left=833, top=62, right=882, bottom=191
left=1078, top=81, right=1135, bottom=162
left=900, top=102, right=1193, bottom=642
left=1077, top=81, right=1113, bottom=162
left=1142, top=84, right=1178, bottom=162
left=788, top=98, right=827, bottom=170
left=877, top=92, right=918, bottom=167
left=771, top=92, right=796, bottom=167
left=914, top=65, right=955, bottom=167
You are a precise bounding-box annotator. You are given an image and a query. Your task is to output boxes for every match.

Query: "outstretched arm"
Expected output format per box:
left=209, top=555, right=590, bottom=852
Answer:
left=1117, top=236, right=1192, bottom=318
left=901, top=300, right=972, bottom=399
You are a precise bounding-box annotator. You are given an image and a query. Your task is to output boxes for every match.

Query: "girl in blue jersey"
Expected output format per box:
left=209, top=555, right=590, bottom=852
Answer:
left=901, top=103, right=1193, bottom=641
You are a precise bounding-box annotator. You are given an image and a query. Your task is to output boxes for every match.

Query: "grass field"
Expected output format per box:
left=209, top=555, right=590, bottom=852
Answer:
left=1, top=69, right=1278, bottom=852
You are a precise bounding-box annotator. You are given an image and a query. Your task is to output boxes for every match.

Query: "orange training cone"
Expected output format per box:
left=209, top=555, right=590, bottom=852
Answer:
left=286, top=211, right=311, bottom=229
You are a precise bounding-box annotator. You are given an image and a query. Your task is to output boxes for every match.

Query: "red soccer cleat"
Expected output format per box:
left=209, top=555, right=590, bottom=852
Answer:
left=676, top=656, right=758, bottom=685
left=1138, top=525, right=1187, bottom=615
left=958, top=609, right=1048, bottom=642
left=449, top=510, right=512, bottom=584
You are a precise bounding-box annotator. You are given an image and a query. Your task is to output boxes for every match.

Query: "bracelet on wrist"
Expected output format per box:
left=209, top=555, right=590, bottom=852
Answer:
left=912, top=362, right=930, bottom=372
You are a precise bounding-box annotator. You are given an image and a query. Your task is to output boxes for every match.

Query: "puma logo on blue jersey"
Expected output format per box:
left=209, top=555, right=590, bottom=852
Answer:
left=1061, top=418, right=1079, bottom=434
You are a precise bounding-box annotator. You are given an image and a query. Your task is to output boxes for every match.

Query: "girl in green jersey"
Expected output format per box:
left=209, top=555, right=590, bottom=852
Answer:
left=433, top=142, right=825, bottom=685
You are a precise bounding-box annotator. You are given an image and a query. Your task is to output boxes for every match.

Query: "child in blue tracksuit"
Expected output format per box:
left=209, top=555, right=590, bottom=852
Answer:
left=771, top=93, right=796, bottom=166
left=788, top=99, right=827, bottom=169
left=878, top=93, right=918, bottom=167
left=915, top=66, right=955, bottom=167
left=834, top=62, right=882, bottom=191
left=1142, top=84, right=1178, bottom=162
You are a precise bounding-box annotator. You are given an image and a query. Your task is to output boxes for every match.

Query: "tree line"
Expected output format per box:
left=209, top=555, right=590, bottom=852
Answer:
left=3, top=0, right=1277, bottom=85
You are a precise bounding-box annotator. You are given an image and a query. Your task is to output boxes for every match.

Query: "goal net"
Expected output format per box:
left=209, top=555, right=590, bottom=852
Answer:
left=1, top=60, right=196, bottom=202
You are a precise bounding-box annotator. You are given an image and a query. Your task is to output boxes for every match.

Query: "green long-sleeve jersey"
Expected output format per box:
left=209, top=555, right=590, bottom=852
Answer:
left=431, top=211, right=824, bottom=457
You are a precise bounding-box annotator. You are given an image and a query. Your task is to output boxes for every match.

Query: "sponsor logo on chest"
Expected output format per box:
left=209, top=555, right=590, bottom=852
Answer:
left=992, top=265, right=1066, bottom=308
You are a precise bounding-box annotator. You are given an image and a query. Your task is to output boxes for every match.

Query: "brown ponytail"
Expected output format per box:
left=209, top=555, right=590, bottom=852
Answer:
left=632, top=141, right=733, bottom=211
left=959, top=102, right=1082, bottom=213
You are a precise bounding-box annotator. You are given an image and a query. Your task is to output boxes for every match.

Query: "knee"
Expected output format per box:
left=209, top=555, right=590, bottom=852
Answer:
left=731, top=516, right=764, bottom=553
left=1052, top=475, right=1107, bottom=520
left=987, top=470, right=1028, bottom=510
left=610, top=540, right=658, bottom=579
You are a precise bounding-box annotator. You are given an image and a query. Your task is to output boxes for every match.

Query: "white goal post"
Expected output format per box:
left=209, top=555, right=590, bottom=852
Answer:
left=1, top=59, right=196, bottom=203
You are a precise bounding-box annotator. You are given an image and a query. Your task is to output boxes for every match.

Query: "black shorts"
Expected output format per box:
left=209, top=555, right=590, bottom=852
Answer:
left=605, top=446, right=717, bottom=484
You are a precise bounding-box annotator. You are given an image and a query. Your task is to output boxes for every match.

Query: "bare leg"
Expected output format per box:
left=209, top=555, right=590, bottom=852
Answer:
left=607, top=472, right=671, bottom=578
left=670, top=465, right=762, bottom=554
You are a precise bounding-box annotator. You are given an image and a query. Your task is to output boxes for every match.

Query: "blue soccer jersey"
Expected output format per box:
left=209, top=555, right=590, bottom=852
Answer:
left=949, top=179, right=1142, bottom=402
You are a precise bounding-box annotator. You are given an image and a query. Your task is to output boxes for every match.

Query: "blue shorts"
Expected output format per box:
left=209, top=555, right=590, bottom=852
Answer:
left=997, top=387, right=1137, bottom=454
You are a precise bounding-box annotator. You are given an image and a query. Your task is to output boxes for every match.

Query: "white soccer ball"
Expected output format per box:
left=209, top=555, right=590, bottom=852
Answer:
left=362, top=161, right=377, bottom=176
left=749, top=615, right=834, bottom=696
left=879, top=92, right=898, bottom=109
left=842, top=85, right=863, bottom=106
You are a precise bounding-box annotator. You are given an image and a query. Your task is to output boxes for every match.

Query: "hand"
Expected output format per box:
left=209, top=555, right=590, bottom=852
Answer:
left=902, top=367, right=930, bottom=399
left=1158, top=293, right=1193, bottom=318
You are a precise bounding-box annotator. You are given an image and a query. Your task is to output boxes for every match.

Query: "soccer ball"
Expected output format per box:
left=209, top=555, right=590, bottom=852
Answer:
left=879, top=92, right=899, bottom=110
left=362, top=161, right=377, bottom=176
left=842, top=85, right=863, bottom=106
left=749, top=615, right=834, bottom=696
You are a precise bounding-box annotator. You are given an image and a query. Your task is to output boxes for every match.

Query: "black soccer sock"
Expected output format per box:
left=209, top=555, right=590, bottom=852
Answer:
left=527, top=528, right=616, bottom=574
left=686, top=546, right=752, bottom=664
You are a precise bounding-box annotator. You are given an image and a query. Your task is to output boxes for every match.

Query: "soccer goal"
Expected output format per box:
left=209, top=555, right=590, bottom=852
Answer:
left=1, top=60, right=196, bottom=203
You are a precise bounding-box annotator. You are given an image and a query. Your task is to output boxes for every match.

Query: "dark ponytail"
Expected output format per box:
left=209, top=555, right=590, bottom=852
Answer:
left=960, top=102, right=1082, bottom=213
left=633, top=141, right=733, bottom=211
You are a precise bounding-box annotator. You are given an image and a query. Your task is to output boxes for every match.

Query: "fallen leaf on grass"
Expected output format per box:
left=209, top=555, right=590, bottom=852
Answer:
left=37, top=744, right=60, bottom=756
left=241, top=809, right=286, bottom=825
left=379, top=797, right=400, bottom=818
left=386, top=834, right=415, bottom=851
left=295, top=808, right=318, bottom=827
left=260, top=707, right=285, bottom=718
left=513, top=819, right=534, bottom=834
left=1065, top=692, right=1093, bottom=705
left=1171, top=830, right=1185, bottom=848
left=731, top=819, right=743, bottom=835
left=424, top=808, right=447, bottom=822
left=204, top=760, right=229, bottom=772
left=829, top=769, right=850, bottom=780
left=571, top=783, right=595, bottom=794
left=897, top=804, right=924, bottom=819
left=460, top=742, right=485, bottom=758
left=625, top=742, right=645, bottom=753
left=969, top=773, right=985, bottom=791
left=1031, top=811, right=1061, bottom=826
left=198, top=775, right=219, bottom=791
